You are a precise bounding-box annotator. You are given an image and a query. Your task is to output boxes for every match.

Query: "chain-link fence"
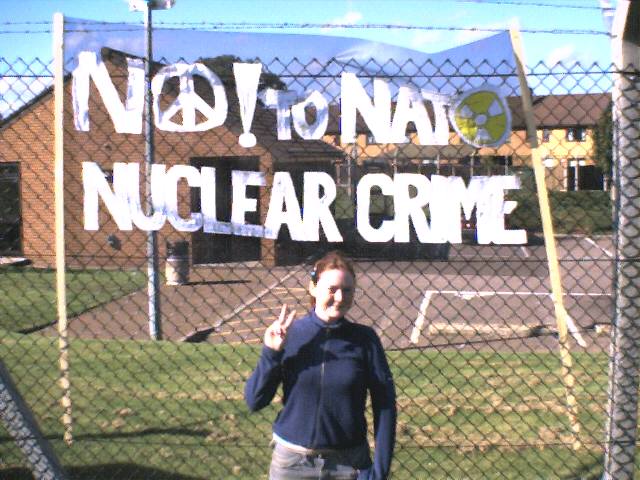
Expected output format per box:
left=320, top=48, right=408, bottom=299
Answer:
left=0, top=37, right=633, bottom=479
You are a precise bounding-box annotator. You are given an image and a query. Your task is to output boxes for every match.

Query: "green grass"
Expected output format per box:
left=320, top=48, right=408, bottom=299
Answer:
left=0, top=266, right=145, bottom=332
left=0, top=332, right=618, bottom=479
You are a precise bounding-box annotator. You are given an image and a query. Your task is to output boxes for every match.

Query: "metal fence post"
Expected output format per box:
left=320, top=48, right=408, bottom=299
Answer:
left=144, top=4, right=162, bottom=340
left=604, top=2, right=640, bottom=478
left=0, top=360, right=67, bottom=480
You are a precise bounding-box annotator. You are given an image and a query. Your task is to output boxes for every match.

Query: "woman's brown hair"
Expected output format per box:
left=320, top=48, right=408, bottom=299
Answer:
left=309, top=250, right=356, bottom=307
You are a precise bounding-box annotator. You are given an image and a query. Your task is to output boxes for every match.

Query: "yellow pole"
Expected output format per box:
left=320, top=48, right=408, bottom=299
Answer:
left=53, top=12, right=73, bottom=446
left=509, top=24, right=581, bottom=449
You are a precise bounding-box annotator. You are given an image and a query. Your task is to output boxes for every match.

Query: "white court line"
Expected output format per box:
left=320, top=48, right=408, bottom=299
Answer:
left=221, top=308, right=284, bottom=326
left=228, top=337, right=262, bottom=345
left=584, top=236, right=614, bottom=258
left=223, top=318, right=262, bottom=327
left=221, top=304, right=301, bottom=326
left=208, top=267, right=304, bottom=331
left=429, top=321, right=531, bottom=336
left=217, top=326, right=262, bottom=336
left=256, top=296, right=300, bottom=305
left=442, top=290, right=611, bottom=298
left=410, top=289, right=610, bottom=344
left=410, top=290, right=434, bottom=344
left=241, top=305, right=297, bottom=313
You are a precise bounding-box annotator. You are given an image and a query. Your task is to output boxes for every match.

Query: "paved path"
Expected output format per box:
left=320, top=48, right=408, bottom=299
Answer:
left=38, top=235, right=614, bottom=353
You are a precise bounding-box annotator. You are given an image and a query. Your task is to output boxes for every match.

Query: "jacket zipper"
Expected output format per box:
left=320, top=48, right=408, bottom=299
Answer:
left=312, top=327, right=330, bottom=448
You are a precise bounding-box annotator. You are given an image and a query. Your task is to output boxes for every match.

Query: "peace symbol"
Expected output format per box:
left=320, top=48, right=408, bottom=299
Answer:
left=152, top=62, right=228, bottom=132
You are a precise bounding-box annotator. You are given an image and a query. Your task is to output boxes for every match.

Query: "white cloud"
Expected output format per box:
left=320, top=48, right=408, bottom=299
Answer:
left=455, top=17, right=514, bottom=46
left=545, top=45, right=576, bottom=66
left=332, top=11, right=363, bottom=25
left=321, top=10, right=363, bottom=32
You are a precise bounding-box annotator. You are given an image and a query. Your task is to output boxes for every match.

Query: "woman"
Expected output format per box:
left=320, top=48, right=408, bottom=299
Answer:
left=245, top=251, right=396, bottom=479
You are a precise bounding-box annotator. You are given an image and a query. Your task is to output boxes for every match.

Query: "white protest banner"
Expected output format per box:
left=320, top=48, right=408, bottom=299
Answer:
left=68, top=22, right=523, bottom=245
left=82, top=162, right=527, bottom=245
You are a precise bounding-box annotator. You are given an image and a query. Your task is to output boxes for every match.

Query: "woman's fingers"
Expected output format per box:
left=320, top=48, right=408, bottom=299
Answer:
left=277, top=304, right=289, bottom=326
left=282, top=309, right=296, bottom=330
left=264, top=322, right=281, bottom=346
left=276, top=304, right=288, bottom=336
left=265, top=305, right=296, bottom=350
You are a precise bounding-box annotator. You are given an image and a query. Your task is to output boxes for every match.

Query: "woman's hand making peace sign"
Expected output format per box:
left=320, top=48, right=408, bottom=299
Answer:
left=264, top=304, right=296, bottom=351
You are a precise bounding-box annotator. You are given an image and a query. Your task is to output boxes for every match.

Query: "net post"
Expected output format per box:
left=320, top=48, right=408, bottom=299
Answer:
left=509, top=23, right=581, bottom=450
left=53, top=11, right=73, bottom=446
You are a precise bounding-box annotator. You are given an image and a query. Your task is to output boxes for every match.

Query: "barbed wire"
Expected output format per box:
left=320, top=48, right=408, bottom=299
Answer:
left=0, top=30, right=51, bottom=34
left=0, top=21, right=51, bottom=26
left=0, top=20, right=611, bottom=37
left=447, top=0, right=603, bottom=9
left=151, top=22, right=612, bottom=36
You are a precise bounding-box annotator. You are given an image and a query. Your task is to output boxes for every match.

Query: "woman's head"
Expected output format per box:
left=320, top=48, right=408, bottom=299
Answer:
left=309, top=251, right=356, bottom=323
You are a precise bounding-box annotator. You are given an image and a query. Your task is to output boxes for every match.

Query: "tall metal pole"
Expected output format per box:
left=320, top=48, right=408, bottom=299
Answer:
left=603, top=1, right=640, bottom=478
left=144, top=4, right=162, bottom=340
left=0, top=360, right=68, bottom=479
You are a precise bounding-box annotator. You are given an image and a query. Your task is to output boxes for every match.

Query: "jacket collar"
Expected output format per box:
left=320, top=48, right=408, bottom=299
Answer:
left=309, top=310, right=347, bottom=329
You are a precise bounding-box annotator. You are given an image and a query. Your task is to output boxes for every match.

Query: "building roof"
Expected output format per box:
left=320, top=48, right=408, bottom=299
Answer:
left=0, top=47, right=345, bottom=163
left=1, top=44, right=612, bottom=148
left=325, top=92, right=611, bottom=137
left=531, top=93, right=611, bottom=128
left=509, top=93, right=611, bottom=130
left=367, top=143, right=477, bottom=163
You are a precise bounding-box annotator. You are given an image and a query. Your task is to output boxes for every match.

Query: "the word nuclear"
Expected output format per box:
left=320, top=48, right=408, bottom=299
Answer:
left=83, top=162, right=527, bottom=245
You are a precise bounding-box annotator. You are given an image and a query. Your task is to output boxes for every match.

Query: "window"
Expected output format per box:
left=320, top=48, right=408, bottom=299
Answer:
left=567, top=159, right=604, bottom=191
left=494, top=155, right=512, bottom=175
left=566, top=127, right=587, bottom=142
left=578, top=165, right=604, bottom=190
left=0, top=163, right=22, bottom=254
left=103, top=168, right=114, bottom=183
left=542, top=129, right=551, bottom=143
left=365, top=133, right=376, bottom=145
left=335, top=162, right=351, bottom=188
left=494, top=155, right=512, bottom=167
left=419, top=159, right=438, bottom=177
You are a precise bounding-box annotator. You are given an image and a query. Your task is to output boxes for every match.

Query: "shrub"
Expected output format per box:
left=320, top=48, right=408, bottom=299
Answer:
left=507, top=189, right=613, bottom=234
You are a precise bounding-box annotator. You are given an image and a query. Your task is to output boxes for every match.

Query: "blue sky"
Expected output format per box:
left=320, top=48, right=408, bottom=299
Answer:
left=0, top=0, right=615, bottom=66
left=0, top=0, right=616, bottom=117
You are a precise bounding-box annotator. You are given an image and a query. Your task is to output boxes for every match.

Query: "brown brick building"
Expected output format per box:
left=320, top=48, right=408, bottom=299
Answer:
left=0, top=48, right=611, bottom=268
left=0, top=48, right=342, bottom=268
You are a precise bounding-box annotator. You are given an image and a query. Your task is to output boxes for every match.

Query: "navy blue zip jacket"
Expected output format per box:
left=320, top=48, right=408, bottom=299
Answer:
left=245, top=311, right=396, bottom=480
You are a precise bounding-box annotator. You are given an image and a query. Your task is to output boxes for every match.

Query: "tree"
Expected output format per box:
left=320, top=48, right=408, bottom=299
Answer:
left=593, top=102, right=613, bottom=188
left=198, top=55, right=286, bottom=93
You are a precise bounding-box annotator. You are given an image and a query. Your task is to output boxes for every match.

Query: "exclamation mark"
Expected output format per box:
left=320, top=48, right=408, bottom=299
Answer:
left=233, top=63, right=262, bottom=148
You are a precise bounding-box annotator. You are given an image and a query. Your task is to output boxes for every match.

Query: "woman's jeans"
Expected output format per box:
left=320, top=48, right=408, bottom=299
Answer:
left=269, top=441, right=372, bottom=479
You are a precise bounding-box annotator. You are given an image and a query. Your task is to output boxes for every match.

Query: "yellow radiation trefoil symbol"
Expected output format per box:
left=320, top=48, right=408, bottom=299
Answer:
left=449, top=85, right=511, bottom=148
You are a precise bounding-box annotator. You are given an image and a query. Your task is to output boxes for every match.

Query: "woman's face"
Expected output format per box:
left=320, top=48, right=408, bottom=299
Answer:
left=310, top=268, right=355, bottom=323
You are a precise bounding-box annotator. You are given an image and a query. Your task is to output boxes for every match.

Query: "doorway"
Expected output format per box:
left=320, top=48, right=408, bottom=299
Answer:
left=190, top=157, right=261, bottom=264
left=0, top=163, right=22, bottom=255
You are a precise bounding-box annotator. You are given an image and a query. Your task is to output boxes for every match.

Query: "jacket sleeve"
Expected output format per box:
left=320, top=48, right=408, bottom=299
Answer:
left=244, top=345, right=284, bottom=412
left=364, top=331, right=397, bottom=480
